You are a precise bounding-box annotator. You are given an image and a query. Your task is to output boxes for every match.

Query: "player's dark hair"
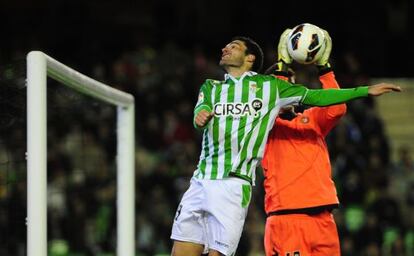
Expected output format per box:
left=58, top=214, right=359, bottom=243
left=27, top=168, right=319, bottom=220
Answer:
left=232, top=36, right=263, bottom=73
left=264, top=62, right=295, bottom=80
left=264, top=62, right=279, bottom=75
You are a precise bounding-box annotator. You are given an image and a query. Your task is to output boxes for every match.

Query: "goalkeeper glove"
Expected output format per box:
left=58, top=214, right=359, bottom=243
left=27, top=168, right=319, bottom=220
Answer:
left=278, top=29, right=293, bottom=64
left=316, top=29, right=333, bottom=75
left=273, top=28, right=293, bottom=77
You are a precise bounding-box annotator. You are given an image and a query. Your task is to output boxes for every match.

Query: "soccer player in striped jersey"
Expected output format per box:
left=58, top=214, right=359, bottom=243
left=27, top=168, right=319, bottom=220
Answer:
left=262, top=28, right=344, bottom=256
left=170, top=36, right=400, bottom=256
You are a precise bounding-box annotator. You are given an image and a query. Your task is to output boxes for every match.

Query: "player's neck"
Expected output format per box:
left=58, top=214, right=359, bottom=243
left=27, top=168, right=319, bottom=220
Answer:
left=225, top=66, right=250, bottom=78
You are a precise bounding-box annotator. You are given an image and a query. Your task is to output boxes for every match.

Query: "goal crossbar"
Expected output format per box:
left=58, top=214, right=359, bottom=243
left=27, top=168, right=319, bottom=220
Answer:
left=27, top=51, right=135, bottom=256
left=46, top=54, right=134, bottom=107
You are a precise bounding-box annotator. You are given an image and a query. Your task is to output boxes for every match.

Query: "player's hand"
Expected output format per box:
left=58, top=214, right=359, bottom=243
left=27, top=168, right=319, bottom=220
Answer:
left=315, top=29, right=332, bottom=66
left=277, top=29, right=293, bottom=64
left=368, top=83, right=402, bottom=96
left=195, top=109, right=214, bottom=128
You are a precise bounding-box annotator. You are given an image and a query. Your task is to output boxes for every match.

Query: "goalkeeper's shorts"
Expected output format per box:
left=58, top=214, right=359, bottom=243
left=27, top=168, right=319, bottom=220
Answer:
left=264, top=210, right=340, bottom=256
left=171, top=176, right=251, bottom=256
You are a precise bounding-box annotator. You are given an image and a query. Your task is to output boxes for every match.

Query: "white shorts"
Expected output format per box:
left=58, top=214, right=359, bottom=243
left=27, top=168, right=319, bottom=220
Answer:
left=171, top=177, right=252, bottom=256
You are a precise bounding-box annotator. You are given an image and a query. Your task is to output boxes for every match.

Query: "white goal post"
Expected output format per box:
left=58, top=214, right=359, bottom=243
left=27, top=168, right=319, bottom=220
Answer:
left=26, top=51, right=135, bottom=256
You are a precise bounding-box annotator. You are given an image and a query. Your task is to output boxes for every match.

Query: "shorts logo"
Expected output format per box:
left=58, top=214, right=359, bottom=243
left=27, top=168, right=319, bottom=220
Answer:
left=215, top=240, right=229, bottom=248
left=214, top=98, right=263, bottom=118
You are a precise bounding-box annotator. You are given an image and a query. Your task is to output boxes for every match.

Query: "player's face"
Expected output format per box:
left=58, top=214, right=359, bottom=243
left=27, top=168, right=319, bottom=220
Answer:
left=219, top=40, right=248, bottom=68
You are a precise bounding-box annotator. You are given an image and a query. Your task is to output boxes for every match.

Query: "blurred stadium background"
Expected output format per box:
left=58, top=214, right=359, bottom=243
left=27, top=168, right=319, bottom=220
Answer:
left=0, top=0, right=413, bottom=255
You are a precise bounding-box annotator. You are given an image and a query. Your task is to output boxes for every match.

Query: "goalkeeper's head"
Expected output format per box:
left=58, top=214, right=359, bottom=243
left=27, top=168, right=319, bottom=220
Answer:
left=264, top=62, right=295, bottom=83
left=229, top=36, right=264, bottom=73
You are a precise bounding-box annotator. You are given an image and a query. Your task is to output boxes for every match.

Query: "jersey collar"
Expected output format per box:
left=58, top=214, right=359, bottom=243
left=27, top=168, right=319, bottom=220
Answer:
left=224, top=71, right=257, bottom=84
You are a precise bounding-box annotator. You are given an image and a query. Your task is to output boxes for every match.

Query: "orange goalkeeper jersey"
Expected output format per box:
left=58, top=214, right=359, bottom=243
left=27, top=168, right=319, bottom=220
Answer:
left=262, top=71, right=346, bottom=214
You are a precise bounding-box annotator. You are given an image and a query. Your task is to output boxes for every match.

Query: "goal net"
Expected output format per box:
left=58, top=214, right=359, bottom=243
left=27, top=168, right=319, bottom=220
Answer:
left=0, top=59, right=27, bottom=255
left=1, top=52, right=135, bottom=256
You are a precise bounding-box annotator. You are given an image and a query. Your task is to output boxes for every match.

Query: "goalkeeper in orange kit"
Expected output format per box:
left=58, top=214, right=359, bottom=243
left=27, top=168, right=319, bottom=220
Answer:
left=262, top=28, right=344, bottom=256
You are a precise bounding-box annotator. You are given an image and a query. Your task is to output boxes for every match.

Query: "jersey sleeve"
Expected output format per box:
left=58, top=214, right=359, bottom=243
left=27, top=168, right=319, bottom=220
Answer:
left=193, top=80, right=213, bottom=129
left=302, top=86, right=368, bottom=106
left=320, top=71, right=340, bottom=90
left=312, top=71, right=347, bottom=136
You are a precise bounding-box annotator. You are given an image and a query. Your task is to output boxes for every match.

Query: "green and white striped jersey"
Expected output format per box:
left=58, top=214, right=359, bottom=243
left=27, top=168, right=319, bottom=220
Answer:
left=193, top=71, right=309, bottom=184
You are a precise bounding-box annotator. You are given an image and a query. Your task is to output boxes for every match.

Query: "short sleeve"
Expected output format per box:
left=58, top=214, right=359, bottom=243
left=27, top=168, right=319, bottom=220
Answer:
left=194, top=80, right=213, bottom=115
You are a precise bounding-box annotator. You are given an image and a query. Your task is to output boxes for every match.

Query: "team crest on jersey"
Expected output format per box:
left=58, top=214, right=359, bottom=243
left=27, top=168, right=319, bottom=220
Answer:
left=300, top=116, right=309, bottom=124
left=249, top=83, right=260, bottom=93
left=213, top=98, right=263, bottom=118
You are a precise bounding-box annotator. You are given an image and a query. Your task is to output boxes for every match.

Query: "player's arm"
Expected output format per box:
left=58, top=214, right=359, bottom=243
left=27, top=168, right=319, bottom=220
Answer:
left=264, top=28, right=293, bottom=82
left=318, top=67, right=347, bottom=114
left=277, top=78, right=401, bottom=108
left=193, top=81, right=213, bottom=129
left=312, top=30, right=347, bottom=133
left=271, top=28, right=402, bottom=108
left=291, top=28, right=401, bottom=106
left=313, top=71, right=347, bottom=135
left=264, top=28, right=296, bottom=127
left=302, top=84, right=400, bottom=106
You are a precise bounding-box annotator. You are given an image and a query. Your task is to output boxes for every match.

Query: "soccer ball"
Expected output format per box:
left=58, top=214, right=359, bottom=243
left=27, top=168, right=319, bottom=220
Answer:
left=287, top=23, right=326, bottom=64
